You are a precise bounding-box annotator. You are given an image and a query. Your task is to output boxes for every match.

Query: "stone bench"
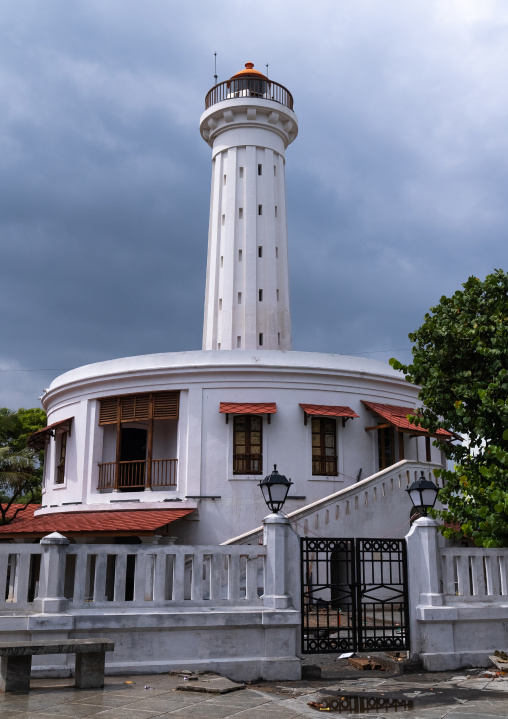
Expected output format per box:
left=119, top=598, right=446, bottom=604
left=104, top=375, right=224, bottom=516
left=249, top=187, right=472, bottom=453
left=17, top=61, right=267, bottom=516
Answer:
left=0, top=638, right=114, bottom=693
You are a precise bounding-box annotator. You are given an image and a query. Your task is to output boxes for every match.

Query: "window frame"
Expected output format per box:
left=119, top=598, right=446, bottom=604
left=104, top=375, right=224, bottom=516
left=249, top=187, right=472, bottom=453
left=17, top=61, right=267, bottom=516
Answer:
left=55, top=431, right=67, bottom=485
left=311, top=417, right=338, bottom=477
left=232, top=415, right=263, bottom=475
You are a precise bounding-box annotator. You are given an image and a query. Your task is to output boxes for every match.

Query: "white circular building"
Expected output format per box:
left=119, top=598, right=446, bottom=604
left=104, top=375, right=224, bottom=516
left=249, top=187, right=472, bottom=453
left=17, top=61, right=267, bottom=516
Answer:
left=4, top=63, right=447, bottom=544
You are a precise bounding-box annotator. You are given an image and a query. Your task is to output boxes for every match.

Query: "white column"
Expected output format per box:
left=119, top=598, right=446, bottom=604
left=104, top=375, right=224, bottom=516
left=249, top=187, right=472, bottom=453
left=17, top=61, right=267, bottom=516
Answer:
left=33, top=532, right=69, bottom=613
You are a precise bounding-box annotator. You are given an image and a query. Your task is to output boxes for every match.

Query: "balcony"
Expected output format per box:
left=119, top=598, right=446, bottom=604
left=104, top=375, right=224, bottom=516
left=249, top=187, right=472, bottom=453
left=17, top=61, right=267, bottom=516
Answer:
left=205, top=76, right=293, bottom=111
left=98, top=459, right=177, bottom=491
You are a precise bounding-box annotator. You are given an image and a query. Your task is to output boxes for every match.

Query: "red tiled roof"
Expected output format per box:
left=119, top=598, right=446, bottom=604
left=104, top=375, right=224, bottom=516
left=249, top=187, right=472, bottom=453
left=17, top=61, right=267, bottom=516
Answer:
left=299, top=404, right=359, bottom=419
left=28, top=418, right=72, bottom=450
left=0, top=508, right=194, bottom=537
left=362, top=401, right=452, bottom=437
left=219, top=402, right=277, bottom=414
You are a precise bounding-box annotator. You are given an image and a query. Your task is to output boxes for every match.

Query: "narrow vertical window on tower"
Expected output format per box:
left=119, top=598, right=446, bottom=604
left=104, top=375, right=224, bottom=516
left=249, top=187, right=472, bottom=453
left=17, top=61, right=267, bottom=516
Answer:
left=276, top=289, right=279, bottom=301
left=219, top=299, right=222, bottom=310
left=258, top=289, right=263, bottom=301
left=238, top=208, right=243, bottom=219
left=274, top=165, right=277, bottom=176
left=238, top=249, right=243, bottom=261
left=258, top=164, right=262, bottom=175
left=258, top=333, right=263, bottom=346
left=312, top=418, right=338, bottom=476
left=55, top=432, right=67, bottom=484
left=223, top=174, right=226, bottom=185
left=275, top=206, right=278, bottom=217
left=238, top=292, right=242, bottom=304
left=233, top=415, right=262, bottom=474
left=275, top=247, right=279, bottom=258
left=237, top=336, right=241, bottom=348
left=239, top=167, right=244, bottom=178
left=258, top=246, right=263, bottom=258
left=220, top=256, right=223, bottom=268
left=221, top=214, right=225, bottom=226
left=258, top=205, right=262, bottom=215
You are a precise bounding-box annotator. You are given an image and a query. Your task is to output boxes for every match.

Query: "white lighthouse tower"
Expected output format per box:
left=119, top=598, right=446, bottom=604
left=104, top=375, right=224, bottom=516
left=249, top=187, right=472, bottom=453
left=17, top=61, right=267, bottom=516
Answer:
left=200, top=62, right=298, bottom=351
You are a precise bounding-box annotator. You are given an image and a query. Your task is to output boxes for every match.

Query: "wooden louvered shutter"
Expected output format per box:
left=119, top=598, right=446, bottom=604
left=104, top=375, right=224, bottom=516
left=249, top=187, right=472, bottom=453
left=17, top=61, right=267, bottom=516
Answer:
left=153, top=392, right=179, bottom=419
left=99, top=398, right=118, bottom=425
left=121, top=394, right=150, bottom=423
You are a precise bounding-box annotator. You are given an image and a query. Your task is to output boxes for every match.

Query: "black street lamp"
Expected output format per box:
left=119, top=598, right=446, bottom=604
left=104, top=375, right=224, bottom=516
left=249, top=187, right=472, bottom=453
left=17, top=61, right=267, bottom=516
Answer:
left=259, top=465, right=293, bottom=514
left=406, top=471, right=439, bottom=517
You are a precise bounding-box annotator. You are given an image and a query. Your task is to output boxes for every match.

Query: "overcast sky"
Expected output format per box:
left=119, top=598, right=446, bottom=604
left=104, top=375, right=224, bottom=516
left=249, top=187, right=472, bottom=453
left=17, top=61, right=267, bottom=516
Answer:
left=2, top=0, right=508, bottom=410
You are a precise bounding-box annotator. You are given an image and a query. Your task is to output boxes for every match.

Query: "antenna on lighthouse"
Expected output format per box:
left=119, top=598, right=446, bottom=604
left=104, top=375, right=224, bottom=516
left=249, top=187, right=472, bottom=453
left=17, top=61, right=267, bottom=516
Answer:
left=214, top=52, right=218, bottom=85
left=266, top=63, right=269, bottom=77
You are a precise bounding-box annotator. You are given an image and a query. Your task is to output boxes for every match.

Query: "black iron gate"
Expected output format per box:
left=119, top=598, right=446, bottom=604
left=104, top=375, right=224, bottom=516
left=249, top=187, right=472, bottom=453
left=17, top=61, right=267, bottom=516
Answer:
left=301, top=537, right=410, bottom=653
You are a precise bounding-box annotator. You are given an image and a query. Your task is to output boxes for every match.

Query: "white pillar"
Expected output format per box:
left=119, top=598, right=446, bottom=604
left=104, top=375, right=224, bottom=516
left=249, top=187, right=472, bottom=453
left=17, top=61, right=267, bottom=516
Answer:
left=262, top=512, right=300, bottom=609
left=33, top=532, right=69, bottom=613
left=200, top=63, right=298, bottom=352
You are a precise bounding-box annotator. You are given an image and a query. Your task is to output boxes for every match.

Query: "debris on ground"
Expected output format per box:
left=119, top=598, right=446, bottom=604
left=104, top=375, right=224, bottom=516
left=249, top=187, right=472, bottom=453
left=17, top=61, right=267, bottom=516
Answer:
left=175, top=674, right=245, bottom=694
left=348, top=657, right=384, bottom=671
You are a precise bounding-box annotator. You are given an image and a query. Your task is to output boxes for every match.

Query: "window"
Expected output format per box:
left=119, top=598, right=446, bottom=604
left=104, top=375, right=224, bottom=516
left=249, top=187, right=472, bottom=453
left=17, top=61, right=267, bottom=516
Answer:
left=238, top=208, right=243, bottom=219
left=275, top=247, right=279, bottom=258
left=274, top=165, right=277, bottom=176
left=97, top=392, right=179, bottom=492
left=275, top=206, right=278, bottom=217
left=378, top=427, right=395, bottom=470
left=237, top=336, right=241, bottom=348
left=221, top=214, right=225, bottom=226
left=276, top=289, right=279, bottom=301
left=258, top=205, right=262, bottom=215
left=258, top=289, right=263, bottom=301
left=239, top=167, right=244, bottom=178
left=258, top=164, right=262, bottom=175
left=312, top=418, right=338, bottom=476
left=219, top=298, right=222, bottom=310
left=259, top=333, right=263, bottom=346
left=55, top=432, right=67, bottom=485
left=238, top=292, right=242, bottom=304
left=233, top=415, right=262, bottom=474
left=223, top=174, right=226, bottom=185
left=238, top=249, right=243, bottom=261
left=258, top=246, right=263, bottom=258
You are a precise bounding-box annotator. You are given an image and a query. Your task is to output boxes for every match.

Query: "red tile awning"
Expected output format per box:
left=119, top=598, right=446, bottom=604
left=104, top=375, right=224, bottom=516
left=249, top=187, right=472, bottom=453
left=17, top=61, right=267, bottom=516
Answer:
left=362, top=401, right=453, bottom=438
left=219, top=402, right=277, bottom=415
left=0, top=507, right=194, bottom=539
left=27, top=418, right=73, bottom=451
left=299, top=404, right=359, bottom=424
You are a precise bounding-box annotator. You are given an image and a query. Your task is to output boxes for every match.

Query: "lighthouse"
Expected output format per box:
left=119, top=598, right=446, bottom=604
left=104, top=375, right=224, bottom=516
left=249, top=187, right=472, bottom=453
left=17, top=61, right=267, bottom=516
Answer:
left=200, top=62, right=298, bottom=351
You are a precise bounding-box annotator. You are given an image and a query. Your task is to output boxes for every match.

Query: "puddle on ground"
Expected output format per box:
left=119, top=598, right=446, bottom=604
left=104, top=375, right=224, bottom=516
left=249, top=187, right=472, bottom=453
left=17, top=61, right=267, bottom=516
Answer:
left=309, top=694, right=416, bottom=713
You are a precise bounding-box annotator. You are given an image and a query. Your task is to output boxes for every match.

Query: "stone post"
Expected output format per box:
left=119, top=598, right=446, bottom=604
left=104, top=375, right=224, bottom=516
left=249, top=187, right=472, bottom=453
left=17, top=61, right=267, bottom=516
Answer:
left=406, top=517, right=443, bottom=607
left=262, top=513, right=299, bottom=609
left=33, top=532, right=70, bottom=613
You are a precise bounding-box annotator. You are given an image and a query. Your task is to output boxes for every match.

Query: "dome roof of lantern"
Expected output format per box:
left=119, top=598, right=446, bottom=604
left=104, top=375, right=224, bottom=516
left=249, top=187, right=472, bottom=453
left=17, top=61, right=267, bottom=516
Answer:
left=229, top=62, right=268, bottom=81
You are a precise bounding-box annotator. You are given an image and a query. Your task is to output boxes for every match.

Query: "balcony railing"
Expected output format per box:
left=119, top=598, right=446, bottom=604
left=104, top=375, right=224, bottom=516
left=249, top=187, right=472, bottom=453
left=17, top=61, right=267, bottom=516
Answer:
left=205, top=76, right=293, bottom=111
left=98, top=459, right=177, bottom=491
left=233, top=454, right=262, bottom=475
left=312, top=455, right=338, bottom=477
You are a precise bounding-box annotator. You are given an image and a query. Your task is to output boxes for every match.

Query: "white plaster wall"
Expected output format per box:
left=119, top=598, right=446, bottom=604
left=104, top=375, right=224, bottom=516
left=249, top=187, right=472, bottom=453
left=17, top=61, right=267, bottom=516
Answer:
left=37, top=351, right=445, bottom=545
left=201, top=99, right=297, bottom=352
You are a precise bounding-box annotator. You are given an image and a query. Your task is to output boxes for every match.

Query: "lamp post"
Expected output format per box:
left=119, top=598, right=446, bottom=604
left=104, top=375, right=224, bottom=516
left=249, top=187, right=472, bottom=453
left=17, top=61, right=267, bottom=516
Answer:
left=406, top=471, right=439, bottom=518
left=258, top=465, right=293, bottom=514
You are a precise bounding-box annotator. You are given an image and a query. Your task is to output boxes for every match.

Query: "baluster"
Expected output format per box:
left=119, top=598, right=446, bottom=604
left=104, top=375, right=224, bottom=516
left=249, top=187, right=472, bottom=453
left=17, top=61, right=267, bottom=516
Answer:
left=228, top=554, right=240, bottom=601
left=173, top=551, right=185, bottom=601
left=94, top=552, right=108, bottom=602
left=210, top=553, right=222, bottom=600
left=114, top=553, right=127, bottom=603
left=485, top=554, right=500, bottom=596
left=0, top=551, right=9, bottom=606
left=152, top=551, right=167, bottom=603
left=133, top=552, right=146, bottom=602
left=442, top=554, right=455, bottom=596
left=72, top=551, right=87, bottom=604
left=456, top=554, right=469, bottom=596
left=191, top=552, right=203, bottom=601
left=471, top=554, right=485, bottom=596
left=15, top=552, right=32, bottom=607
left=245, top=555, right=259, bottom=601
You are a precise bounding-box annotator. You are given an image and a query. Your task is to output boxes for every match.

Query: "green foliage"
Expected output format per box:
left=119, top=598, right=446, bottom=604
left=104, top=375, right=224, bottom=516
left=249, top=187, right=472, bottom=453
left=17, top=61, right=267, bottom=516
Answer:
left=0, top=407, right=47, bottom=524
left=390, top=269, right=508, bottom=547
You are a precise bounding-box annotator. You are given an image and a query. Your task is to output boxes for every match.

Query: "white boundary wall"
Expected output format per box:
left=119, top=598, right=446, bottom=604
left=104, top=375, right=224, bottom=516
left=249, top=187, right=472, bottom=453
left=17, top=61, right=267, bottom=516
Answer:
left=0, top=515, right=301, bottom=681
left=407, top=517, right=508, bottom=670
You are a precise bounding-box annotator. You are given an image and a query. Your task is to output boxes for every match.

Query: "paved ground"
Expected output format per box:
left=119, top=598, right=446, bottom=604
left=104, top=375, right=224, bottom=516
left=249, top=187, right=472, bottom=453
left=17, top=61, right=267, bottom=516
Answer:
left=2, top=661, right=508, bottom=718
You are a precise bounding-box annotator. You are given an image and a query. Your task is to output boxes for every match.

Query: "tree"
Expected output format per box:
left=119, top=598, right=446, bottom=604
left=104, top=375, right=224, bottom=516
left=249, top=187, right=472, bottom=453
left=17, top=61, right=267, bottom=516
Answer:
left=0, top=407, right=47, bottom=524
left=390, top=269, right=508, bottom=547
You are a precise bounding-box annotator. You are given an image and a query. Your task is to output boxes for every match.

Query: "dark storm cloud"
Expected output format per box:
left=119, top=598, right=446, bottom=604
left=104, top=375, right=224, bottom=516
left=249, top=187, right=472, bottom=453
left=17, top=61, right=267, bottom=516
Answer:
left=2, top=0, right=508, bottom=408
